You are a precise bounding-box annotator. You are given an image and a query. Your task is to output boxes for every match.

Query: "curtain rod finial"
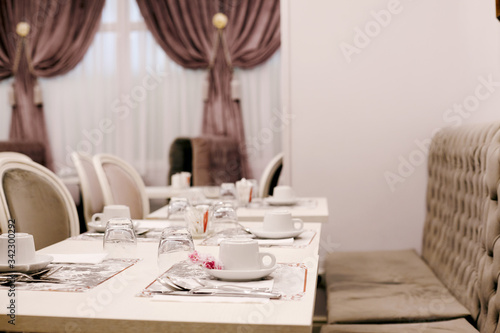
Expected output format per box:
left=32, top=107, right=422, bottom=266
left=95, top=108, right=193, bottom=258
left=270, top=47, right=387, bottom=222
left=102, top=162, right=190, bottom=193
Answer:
left=213, top=13, right=228, bottom=29
left=16, top=22, right=30, bottom=37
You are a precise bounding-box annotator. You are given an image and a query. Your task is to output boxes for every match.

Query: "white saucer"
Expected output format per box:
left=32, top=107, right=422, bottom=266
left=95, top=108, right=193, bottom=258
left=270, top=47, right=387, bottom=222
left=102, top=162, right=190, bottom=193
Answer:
left=206, top=265, right=277, bottom=281
left=0, top=254, right=53, bottom=273
left=250, top=228, right=304, bottom=239
left=88, top=221, right=140, bottom=233
left=265, top=197, right=298, bottom=206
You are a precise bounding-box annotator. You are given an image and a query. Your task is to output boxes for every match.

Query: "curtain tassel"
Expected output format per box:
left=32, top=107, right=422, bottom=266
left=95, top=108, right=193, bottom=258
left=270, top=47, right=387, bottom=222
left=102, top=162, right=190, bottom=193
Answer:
left=8, top=83, right=16, bottom=107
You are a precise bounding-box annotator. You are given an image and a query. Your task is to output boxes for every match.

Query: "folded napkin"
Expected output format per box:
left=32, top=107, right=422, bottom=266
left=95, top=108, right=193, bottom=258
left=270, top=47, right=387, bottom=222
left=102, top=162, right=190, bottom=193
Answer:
left=134, top=220, right=184, bottom=230
left=47, top=253, right=108, bottom=264
left=151, top=295, right=270, bottom=303
left=216, top=237, right=294, bottom=246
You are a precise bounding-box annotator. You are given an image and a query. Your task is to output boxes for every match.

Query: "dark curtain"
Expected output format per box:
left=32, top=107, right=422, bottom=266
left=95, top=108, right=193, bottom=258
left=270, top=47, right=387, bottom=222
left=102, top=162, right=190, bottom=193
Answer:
left=136, top=0, right=280, bottom=178
left=0, top=0, right=105, bottom=170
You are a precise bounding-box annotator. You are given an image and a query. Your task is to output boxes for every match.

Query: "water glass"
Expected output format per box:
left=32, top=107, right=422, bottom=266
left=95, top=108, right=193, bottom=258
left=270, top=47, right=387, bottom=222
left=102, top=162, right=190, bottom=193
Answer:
left=157, top=226, right=195, bottom=273
left=220, top=183, right=236, bottom=199
left=103, top=218, right=137, bottom=258
left=211, top=201, right=238, bottom=234
left=184, top=205, right=211, bottom=238
left=167, top=197, right=191, bottom=219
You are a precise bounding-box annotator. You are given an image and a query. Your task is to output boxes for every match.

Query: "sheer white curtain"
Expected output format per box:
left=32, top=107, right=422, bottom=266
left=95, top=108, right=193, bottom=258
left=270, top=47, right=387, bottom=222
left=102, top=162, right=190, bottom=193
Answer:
left=0, top=0, right=281, bottom=185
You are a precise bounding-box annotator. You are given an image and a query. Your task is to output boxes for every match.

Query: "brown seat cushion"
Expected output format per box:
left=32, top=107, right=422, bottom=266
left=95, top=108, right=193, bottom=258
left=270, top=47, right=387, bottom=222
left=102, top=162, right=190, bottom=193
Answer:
left=325, top=249, right=471, bottom=324
left=321, top=318, right=478, bottom=333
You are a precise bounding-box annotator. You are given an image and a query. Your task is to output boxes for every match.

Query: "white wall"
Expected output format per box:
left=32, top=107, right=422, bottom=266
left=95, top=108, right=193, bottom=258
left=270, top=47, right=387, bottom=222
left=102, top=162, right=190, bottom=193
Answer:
left=282, top=0, right=500, bottom=256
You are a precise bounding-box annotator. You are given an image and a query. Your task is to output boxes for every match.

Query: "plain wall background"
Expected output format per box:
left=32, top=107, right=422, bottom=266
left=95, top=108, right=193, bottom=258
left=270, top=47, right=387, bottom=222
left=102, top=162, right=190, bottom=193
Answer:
left=281, top=0, right=500, bottom=260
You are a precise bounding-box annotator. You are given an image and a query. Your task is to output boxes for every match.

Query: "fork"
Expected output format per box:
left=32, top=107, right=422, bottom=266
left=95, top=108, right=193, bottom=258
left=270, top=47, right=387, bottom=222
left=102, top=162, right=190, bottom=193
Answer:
left=0, top=272, right=62, bottom=284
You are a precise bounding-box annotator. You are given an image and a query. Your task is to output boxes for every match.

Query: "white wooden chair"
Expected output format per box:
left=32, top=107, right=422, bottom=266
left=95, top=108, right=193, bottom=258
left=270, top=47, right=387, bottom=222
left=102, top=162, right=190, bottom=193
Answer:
left=93, top=153, right=150, bottom=219
left=0, top=157, right=79, bottom=249
left=258, top=152, right=284, bottom=198
left=71, top=152, right=105, bottom=227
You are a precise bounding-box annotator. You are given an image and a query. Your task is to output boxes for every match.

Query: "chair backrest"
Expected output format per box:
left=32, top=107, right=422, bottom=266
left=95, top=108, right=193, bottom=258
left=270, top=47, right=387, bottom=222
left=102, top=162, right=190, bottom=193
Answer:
left=0, top=152, right=33, bottom=161
left=71, top=152, right=105, bottom=226
left=93, top=153, right=149, bottom=219
left=168, top=137, right=193, bottom=185
left=0, top=157, right=79, bottom=250
left=259, top=152, right=283, bottom=198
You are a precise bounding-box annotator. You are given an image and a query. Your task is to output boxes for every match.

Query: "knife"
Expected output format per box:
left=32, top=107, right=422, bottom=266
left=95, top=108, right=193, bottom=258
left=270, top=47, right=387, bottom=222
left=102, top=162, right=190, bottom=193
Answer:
left=149, top=289, right=282, bottom=299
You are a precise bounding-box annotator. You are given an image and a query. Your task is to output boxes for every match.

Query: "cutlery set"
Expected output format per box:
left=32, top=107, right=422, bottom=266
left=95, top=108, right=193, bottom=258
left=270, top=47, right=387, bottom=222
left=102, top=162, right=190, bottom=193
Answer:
left=0, top=266, right=62, bottom=284
left=153, top=275, right=281, bottom=299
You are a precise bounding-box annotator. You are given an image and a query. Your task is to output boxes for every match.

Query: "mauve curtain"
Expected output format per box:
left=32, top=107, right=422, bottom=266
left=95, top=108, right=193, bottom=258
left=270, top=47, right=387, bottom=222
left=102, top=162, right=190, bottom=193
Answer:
left=0, top=0, right=105, bottom=170
left=136, top=0, right=280, bottom=178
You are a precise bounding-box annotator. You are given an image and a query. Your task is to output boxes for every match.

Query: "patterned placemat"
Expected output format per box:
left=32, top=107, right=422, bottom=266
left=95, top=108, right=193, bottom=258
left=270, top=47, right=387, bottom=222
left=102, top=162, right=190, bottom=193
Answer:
left=139, top=260, right=307, bottom=301
left=0, top=258, right=139, bottom=292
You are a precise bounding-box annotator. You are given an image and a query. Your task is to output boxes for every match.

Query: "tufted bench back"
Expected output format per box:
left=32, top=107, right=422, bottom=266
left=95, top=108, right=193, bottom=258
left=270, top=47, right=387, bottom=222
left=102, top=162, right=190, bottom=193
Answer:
left=422, top=122, right=500, bottom=331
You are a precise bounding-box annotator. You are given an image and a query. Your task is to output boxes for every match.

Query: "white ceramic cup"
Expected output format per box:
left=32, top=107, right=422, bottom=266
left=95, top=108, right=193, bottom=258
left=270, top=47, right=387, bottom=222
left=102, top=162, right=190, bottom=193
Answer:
left=263, top=210, right=303, bottom=232
left=172, top=172, right=191, bottom=189
left=272, top=185, right=295, bottom=201
left=92, top=205, right=131, bottom=225
left=219, top=239, right=276, bottom=270
left=0, top=233, right=36, bottom=265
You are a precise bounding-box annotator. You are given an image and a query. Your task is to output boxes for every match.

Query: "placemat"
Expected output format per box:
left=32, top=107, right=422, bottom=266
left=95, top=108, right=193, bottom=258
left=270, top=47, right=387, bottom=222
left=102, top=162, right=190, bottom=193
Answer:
left=138, top=260, right=307, bottom=301
left=0, top=258, right=139, bottom=292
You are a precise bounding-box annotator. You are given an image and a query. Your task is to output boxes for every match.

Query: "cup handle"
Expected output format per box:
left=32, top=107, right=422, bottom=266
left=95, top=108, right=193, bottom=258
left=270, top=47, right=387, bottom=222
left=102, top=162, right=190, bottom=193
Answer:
left=92, top=213, right=103, bottom=223
left=292, top=218, right=303, bottom=230
left=259, top=253, right=276, bottom=269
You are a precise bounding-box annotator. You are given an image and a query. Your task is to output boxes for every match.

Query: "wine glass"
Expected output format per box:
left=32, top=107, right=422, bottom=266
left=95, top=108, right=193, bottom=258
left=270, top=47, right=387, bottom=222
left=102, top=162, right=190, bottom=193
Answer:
left=103, top=218, right=137, bottom=258
left=157, top=226, right=195, bottom=274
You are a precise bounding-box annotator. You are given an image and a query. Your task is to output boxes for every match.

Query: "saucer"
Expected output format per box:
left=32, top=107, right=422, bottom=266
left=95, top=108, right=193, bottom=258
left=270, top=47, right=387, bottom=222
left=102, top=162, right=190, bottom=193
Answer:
left=88, top=220, right=140, bottom=233
left=206, top=265, right=277, bottom=281
left=265, top=197, right=298, bottom=206
left=0, top=254, right=53, bottom=273
left=250, top=228, right=304, bottom=239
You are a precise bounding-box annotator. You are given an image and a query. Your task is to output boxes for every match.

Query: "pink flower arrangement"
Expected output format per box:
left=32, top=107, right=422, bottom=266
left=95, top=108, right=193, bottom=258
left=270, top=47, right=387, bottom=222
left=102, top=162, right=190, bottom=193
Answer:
left=188, top=251, right=224, bottom=270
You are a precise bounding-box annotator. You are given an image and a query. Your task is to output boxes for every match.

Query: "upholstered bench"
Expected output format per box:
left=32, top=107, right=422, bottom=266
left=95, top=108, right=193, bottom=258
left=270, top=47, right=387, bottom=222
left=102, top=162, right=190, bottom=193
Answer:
left=322, top=122, right=500, bottom=332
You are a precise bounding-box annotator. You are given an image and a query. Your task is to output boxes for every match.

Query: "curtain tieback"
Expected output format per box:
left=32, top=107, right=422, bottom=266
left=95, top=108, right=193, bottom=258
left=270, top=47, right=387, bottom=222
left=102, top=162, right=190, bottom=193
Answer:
left=11, top=22, right=43, bottom=106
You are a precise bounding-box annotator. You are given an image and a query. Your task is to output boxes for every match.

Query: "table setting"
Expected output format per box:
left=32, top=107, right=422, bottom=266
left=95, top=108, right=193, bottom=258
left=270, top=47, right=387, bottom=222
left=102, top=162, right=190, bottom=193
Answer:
left=0, top=179, right=324, bottom=333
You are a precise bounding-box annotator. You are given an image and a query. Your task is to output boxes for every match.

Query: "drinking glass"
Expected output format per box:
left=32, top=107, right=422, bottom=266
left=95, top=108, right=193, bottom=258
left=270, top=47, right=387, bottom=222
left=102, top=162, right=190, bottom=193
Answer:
left=211, top=201, right=238, bottom=234
left=103, top=218, right=137, bottom=258
left=167, top=197, right=191, bottom=219
left=184, top=205, right=212, bottom=239
left=157, top=226, right=195, bottom=273
left=220, top=183, right=236, bottom=199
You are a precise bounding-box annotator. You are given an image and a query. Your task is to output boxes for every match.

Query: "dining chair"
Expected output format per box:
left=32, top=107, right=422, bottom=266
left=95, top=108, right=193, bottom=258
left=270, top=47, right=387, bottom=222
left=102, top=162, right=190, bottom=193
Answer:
left=258, top=152, right=283, bottom=198
left=71, top=152, right=105, bottom=227
left=0, top=156, right=79, bottom=250
left=93, top=153, right=150, bottom=219
left=0, top=151, right=33, bottom=161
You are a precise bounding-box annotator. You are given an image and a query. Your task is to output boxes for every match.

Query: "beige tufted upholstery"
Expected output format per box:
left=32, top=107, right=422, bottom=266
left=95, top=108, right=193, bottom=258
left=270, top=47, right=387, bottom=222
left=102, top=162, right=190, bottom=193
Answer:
left=321, top=318, right=478, bottom=333
left=422, top=123, right=500, bottom=327
left=323, top=122, right=500, bottom=332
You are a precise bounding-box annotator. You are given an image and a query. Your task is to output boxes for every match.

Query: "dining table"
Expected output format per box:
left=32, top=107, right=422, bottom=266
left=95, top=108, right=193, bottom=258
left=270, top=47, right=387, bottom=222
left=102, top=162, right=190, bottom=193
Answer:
left=0, top=221, right=322, bottom=332
left=147, top=197, right=329, bottom=223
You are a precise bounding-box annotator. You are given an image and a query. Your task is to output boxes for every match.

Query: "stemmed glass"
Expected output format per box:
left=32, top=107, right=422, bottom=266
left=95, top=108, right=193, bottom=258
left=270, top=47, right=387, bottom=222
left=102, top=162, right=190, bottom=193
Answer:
left=103, top=218, right=137, bottom=258
left=157, top=226, right=195, bottom=274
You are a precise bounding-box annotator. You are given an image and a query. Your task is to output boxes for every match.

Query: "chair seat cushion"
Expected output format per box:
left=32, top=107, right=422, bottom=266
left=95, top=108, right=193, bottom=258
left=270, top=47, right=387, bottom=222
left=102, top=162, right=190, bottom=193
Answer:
left=325, top=249, right=471, bottom=324
left=320, top=318, right=478, bottom=333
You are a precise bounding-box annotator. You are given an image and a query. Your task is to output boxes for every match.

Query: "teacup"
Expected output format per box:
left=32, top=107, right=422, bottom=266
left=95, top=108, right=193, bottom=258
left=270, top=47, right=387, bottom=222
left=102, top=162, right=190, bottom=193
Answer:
left=263, top=210, right=303, bottom=232
left=272, top=185, right=295, bottom=201
left=219, top=239, right=276, bottom=271
left=0, top=233, right=36, bottom=265
left=171, top=172, right=191, bottom=189
left=92, top=205, right=131, bottom=225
